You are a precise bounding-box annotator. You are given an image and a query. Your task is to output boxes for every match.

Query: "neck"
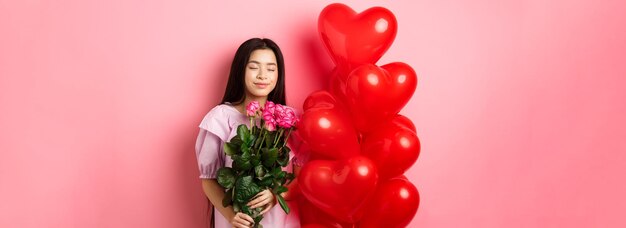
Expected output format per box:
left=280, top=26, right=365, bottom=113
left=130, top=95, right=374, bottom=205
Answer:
left=243, top=96, right=268, bottom=108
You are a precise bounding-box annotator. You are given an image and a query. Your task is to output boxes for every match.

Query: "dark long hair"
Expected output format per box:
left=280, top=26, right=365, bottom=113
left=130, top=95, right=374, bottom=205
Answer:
left=220, top=38, right=286, bottom=105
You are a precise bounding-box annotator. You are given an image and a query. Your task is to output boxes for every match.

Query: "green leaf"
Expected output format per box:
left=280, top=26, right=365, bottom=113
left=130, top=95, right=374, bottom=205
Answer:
left=242, top=146, right=251, bottom=155
left=276, top=194, right=290, bottom=214
left=265, top=131, right=275, bottom=147
left=276, top=170, right=286, bottom=179
left=216, top=167, right=235, bottom=189
left=254, top=164, right=265, bottom=178
left=230, top=137, right=244, bottom=147
left=270, top=167, right=282, bottom=177
left=241, top=204, right=251, bottom=215
left=233, top=150, right=253, bottom=170
left=254, top=214, right=263, bottom=228
left=274, top=185, right=288, bottom=194
left=277, top=148, right=290, bottom=167
left=247, top=134, right=257, bottom=146
left=223, top=142, right=237, bottom=156
left=234, top=176, right=261, bottom=204
left=254, top=131, right=263, bottom=148
left=222, top=189, right=233, bottom=207
left=251, top=207, right=263, bottom=221
left=258, top=175, right=273, bottom=187
left=253, top=126, right=261, bottom=134
left=262, top=148, right=278, bottom=167
left=237, top=124, right=250, bottom=142
left=251, top=153, right=261, bottom=167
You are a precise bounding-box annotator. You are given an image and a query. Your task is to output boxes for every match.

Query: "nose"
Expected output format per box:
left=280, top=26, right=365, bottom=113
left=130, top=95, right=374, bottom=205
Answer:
left=256, top=68, right=267, bottom=80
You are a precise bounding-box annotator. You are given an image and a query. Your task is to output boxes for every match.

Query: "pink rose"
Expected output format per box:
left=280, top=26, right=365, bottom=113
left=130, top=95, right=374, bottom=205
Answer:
left=262, top=101, right=277, bottom=131
left=246, top=101, right=260, bottom=117
left=264, top=101, right=276, bottom=114
left=274, top=104, right=285, bottom=116
left=264, top=119, right=276, bottom=131
left=276, top=106, right=297, bottom=128
left=263, top=111, right=276, bottom=131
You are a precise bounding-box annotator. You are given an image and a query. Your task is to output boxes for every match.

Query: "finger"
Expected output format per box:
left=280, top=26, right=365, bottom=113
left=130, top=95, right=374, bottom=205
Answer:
left=234, top=214, right=252, bottom=227
left=232, top=219, right=248, bottom=228
left=247, top=195, right=267, bottom=207
left=260, top=204, right=272, bottom=215
left=250, top=197, right=274, bottom=208
left=234, top=220, right=251, bottom=228
left=248, top=191, right=272, bottom=207
left=240, top=213, right=255, bottom=224
left=251, top=190, right=268, bottom=199
left=249, top=195, right=272, bottom=208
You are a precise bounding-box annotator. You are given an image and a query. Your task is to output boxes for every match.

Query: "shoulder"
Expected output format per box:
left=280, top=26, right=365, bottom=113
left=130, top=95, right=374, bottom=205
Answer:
left=199, top=104, right=239, bottom=129
left=198, top=103, right=243, bottom=141
left=207, top=104, right=236, bottom=117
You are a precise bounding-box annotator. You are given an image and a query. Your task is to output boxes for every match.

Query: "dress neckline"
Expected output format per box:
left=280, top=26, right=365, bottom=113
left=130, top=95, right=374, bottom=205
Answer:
left=223, top=102, right=248, bottom=117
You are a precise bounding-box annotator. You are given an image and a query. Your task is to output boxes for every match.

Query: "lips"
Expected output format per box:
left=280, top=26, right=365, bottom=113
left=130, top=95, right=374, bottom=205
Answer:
left=254, top=82, right=270, bottom=88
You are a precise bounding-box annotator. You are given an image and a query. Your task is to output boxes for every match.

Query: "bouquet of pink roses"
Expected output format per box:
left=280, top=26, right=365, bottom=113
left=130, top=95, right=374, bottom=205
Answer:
left=216, top=101, right=298, bottom=227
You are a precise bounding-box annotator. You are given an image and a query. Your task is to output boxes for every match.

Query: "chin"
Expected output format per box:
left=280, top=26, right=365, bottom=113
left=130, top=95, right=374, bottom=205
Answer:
left=250, top=91, right=271, bottom=98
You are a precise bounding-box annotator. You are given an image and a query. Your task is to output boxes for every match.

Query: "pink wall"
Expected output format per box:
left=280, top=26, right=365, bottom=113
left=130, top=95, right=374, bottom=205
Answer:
left=1, top=0, right=625, bottom=227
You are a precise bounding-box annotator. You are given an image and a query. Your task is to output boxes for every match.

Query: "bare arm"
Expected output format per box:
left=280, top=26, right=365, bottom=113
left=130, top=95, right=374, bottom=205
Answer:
left=201, top=179, right=254, bottom=228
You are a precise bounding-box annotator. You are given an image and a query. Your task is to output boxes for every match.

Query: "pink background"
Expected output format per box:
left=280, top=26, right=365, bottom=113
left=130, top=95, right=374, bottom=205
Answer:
left=1, top=0, right=625, bottom=227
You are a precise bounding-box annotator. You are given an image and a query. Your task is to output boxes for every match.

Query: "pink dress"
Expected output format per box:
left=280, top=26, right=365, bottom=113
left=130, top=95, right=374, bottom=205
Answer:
left=195, top=103, right=302, bottom=228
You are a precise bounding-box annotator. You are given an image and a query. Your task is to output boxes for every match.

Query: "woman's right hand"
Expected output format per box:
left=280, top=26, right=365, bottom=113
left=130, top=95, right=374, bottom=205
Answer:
left=229, top=212, right=255, bottom=228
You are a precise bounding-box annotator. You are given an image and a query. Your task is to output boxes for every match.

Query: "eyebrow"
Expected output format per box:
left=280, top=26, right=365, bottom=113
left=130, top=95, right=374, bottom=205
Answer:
left=248, top=60, right=277, bottom=66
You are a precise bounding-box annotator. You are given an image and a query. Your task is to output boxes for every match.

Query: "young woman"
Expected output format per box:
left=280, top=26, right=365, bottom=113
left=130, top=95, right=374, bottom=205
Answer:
left=195, top=38, right=303, bottom=228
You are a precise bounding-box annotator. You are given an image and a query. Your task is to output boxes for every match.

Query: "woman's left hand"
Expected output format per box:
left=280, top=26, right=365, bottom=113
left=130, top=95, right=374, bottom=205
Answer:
left=247, top=189, right=276, bottom=215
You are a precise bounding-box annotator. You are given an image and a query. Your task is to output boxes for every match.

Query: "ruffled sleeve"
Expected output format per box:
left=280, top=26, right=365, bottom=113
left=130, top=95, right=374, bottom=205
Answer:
left=195, top=106, right=230, bottom=179
left=199, top=106, right=230, bottom=141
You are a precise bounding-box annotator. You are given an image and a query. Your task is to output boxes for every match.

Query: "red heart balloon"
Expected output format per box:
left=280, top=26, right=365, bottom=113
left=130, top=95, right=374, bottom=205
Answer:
left=299, top=91, right=360, bottom=159
left=341, top=63, right=417, bottom=133
left=391, top=114, right=417, bottom=133
left=361, top=116, right=420, bottom=180
left=328, top=68, right=354, bottom=110
left=299, top=156, right=379, bottom=223
left=358, top=177, right=420, bottom=228
left=298, top=196, right=355, bottom=228
left=303, top=225, right=335, bottom=228
left=318, top=3, right=397, bottom=76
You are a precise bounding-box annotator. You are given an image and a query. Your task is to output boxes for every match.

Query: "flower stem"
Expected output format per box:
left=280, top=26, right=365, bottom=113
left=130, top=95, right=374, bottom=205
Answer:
left=257, top=129, right=266, bottom=149
left=281, top=128, right=293, bottom=148
left=273, top=129, right=284, bottom=148
left=249, top=117, right=254, bottom=135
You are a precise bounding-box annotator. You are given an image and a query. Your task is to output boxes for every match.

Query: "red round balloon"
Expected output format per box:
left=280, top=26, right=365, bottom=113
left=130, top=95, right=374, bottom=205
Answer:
left=361, top=118, right=420, bottom=180
left=299, top=156, right=379, bottom=223
left=299, top=91, right=360, bottom=159
left=342, top=63, right=417, bottom=133
left=359, top=177, right=420, bottom=228
left=318, top=3, right=397, bottom=76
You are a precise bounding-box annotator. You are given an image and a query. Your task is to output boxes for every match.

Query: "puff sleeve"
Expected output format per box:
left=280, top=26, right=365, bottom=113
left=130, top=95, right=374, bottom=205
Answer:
left=195, top=106, right=230, bottom=179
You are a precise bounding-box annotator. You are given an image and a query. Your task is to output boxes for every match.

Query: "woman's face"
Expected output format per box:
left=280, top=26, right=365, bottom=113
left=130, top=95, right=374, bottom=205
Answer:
left=244, top=49, right=278, bottom=100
